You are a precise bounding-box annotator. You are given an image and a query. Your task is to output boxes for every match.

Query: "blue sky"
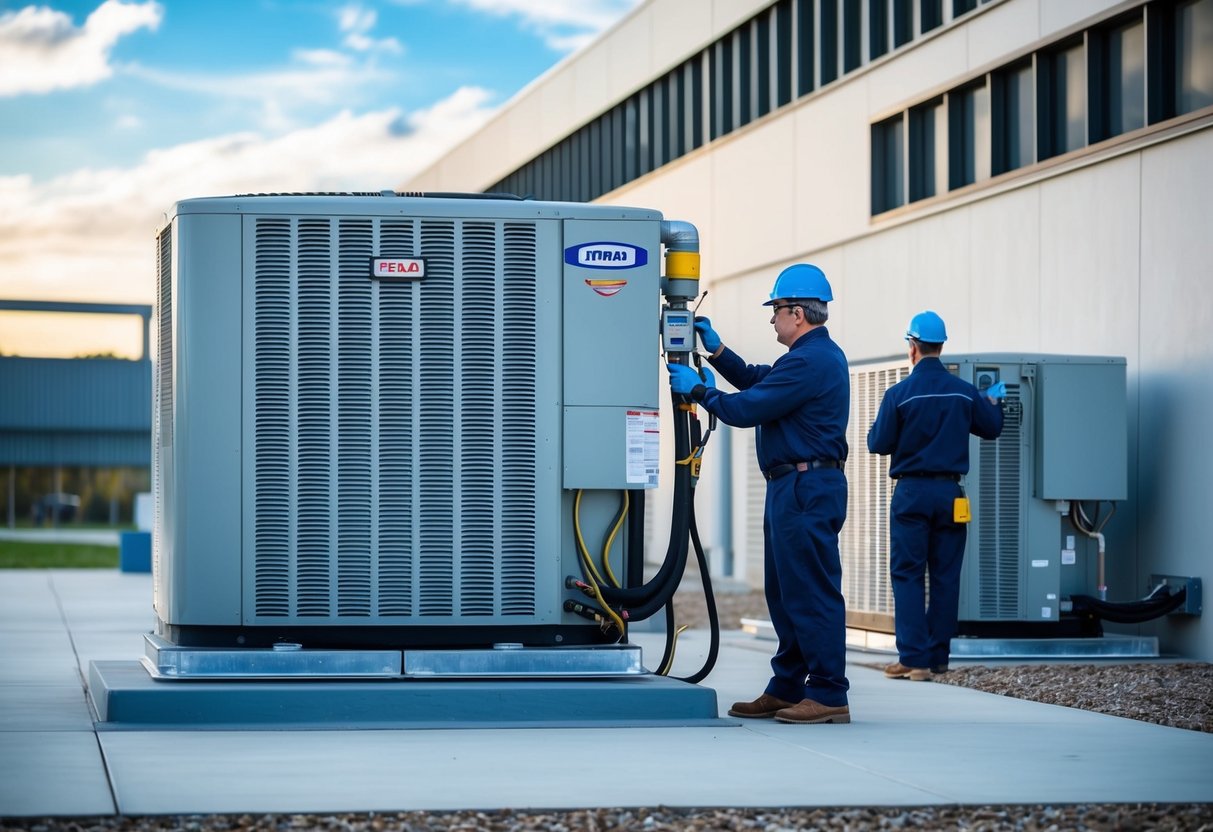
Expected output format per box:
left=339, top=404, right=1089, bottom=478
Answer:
left=0, top=0, right=641, bottom=357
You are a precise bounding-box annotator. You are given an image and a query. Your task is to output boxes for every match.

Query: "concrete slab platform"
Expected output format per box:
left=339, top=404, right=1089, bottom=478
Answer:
left=89, top=660, right=729, bottom=730
left=0, top=732, right=116, bottom=817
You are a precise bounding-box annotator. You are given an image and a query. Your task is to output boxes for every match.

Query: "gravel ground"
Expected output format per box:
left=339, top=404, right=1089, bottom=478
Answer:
left=5, top=589, right=1210, bottom=831
left=5, top=804, right=1213, bottom=831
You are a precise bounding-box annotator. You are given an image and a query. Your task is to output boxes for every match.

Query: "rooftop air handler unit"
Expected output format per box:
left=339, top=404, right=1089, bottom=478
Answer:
left=152, top=194, right=703, bottom=661
left=842, top=353, right=1128, bottom=636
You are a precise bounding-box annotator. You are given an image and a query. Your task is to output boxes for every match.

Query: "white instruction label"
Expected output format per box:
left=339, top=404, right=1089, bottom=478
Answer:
left=1041, top=606, right=1053, bottom=618
left=1061, top=549, right=1076, bottom=565
left=1031, top=559, right=1049, bottom=568
left=626, top=410, right=660, bottom=487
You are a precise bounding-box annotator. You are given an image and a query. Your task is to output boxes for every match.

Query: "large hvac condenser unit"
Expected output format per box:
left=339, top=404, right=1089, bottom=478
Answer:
left=151, top=193, right=703, bottom=663
left=842, top=353, right=1127, bottom=635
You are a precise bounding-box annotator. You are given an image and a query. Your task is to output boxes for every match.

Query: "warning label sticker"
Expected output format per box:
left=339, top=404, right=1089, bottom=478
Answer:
left=626, top=410, right=660, bottom=488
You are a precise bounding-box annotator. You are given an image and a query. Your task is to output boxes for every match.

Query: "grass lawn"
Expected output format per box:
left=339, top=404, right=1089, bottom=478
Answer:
left=0, top=540, right=119, bottom=569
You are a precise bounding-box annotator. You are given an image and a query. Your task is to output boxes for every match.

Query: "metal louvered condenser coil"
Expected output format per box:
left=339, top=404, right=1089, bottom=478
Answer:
left=151, top=194, right=666, bottom=651
left=842, top=353, right=1127, bottom=635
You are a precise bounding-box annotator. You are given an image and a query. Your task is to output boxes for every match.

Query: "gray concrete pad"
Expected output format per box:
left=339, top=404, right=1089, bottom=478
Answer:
left=0, top=732, right=115, bottom=816
left=0, top=684, right=95, bottom=731
left=98, top=726, right=944, bottom=815
left=2, top=569, right=1213, bottom=818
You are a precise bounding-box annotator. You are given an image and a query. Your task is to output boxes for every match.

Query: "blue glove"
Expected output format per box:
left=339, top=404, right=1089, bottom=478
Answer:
left=985, top=381, right=1007, bottom=402
left=694, top=316, right=722, bottom=353
left=667, top=363, right=715, bottom=396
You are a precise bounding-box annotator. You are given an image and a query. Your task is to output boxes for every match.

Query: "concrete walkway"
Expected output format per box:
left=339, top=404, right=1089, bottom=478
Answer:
left=2, top=569, right=1211, bottom=817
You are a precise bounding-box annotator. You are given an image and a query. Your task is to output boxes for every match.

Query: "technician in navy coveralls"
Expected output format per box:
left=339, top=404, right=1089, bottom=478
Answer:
left=667, top=264, right=852, bottom=725
left=867, top=311, right=1005, bottom=681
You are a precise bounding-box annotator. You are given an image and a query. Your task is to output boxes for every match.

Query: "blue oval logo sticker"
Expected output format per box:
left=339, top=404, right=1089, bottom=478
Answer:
left=564, top=241, right=649, bottom=270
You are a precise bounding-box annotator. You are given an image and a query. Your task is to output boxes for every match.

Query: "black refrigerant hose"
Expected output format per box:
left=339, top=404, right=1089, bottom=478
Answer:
left=672, top=495, right=721, bottom=684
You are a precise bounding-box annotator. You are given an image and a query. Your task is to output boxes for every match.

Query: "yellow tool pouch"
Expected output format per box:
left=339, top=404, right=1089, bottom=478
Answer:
left=953, top=496, right=971, bottom=524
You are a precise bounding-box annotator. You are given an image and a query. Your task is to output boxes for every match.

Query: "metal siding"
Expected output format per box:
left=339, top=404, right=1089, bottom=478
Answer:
left=0, top=357, right=151, bottom=465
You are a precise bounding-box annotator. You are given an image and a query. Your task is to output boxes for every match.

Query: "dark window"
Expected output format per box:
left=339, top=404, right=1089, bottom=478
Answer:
left=641, top=89, right=654, bottom=176
left=870, top=0, right=889, bottom=61
left=757, top=12, right=772, bottom=118
left=588, top=120, right=601, bottom=199
left=908, top=97, right=947, bottom=201
left=843, top=0, right=862, bottom=73
left=1090, top=15, right=1146, bottom=142
left=953, top=0, right=977, bottom=17
left=1038, top=41, right=1086, bottom=160
left=711, top=38, right=735, bottom=139
left=921, top=0, right=943, bottom=33
left=872, top=114, right=906, bottom=213
left=893, top=0, right=914, bottom=47
left=652, top=82, right=666, bottom=170
left=992, top=60, right=1035, bottom=175
left=797, top=0, right=816, bottom=95
left=669, top=69, right=684, bottom=161
left=821, top=0, right=839, bottom=85
left=1176, top=0, right=1213, bottom=114
left=610, top=104, right=624, bottom=191
left=948, top=79, right=990, bottom=189
left=624, top=96, right=639, bottom=182
left=777, top=0, right=794, bottom=106
left=690, top=56, right=705, bottom=150
left=560, top=138, right=571, bottom=200
left=737, top=27, right=753, bottom=128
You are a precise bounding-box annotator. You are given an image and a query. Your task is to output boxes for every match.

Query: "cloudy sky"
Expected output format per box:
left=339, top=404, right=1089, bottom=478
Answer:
left=0, top=0, right=641, bottom=357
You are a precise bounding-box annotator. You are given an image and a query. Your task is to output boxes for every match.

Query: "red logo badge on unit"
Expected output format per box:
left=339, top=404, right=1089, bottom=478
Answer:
left=370, top=258, right=426, bottom=279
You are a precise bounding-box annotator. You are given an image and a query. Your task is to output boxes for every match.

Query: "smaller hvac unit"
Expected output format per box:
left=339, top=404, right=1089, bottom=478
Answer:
left=842, top=353, right=1127, bottom=634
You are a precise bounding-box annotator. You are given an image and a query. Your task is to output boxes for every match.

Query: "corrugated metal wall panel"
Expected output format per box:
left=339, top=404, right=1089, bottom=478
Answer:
left=0, top=430, right=150, bottom=466
left=0, top=357, right=150, bottom=465
left=0, top=357, right=151, bottom=431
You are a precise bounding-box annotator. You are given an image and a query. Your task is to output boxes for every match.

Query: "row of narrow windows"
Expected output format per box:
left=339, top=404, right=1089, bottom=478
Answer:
left=487, top=0, right=1000, bottom=201
left=872, top=0, right=1213, bottom=214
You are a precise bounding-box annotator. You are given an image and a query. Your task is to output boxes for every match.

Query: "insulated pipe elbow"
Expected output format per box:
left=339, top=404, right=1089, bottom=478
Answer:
left=660, top=220, right=699, bottom=252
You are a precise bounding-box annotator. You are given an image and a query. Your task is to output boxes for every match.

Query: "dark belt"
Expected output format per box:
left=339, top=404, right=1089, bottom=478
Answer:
left=763, top=460, right=843, bottom=480
left=895, top=472, right=960, bottom=481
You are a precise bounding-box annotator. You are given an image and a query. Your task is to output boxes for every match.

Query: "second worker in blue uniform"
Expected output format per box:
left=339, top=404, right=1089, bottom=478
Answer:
left=867, top=311, right=1005, bottom=681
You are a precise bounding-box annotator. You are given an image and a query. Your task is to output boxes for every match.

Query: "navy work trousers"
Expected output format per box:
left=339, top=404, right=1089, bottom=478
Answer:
left=889, top=478, right=968, bottom=669
left=762, top=468, right=850, bottom=707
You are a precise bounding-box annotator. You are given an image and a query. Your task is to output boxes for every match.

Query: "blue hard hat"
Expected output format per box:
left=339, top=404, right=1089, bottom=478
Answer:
left=905, top=310, right=947, bottom=343
left=763, top=263, right=833, bottom=305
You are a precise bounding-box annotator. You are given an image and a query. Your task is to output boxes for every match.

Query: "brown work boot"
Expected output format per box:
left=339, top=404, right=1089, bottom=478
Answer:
left=884, top=661, right=931, bottom=681
left=774, top=698, right=851, bottom=724
left=727, top=693, right=795, bottom=719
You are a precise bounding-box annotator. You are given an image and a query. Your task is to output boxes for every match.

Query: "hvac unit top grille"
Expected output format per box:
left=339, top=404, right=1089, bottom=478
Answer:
left=248, top=216, right=540, bottom=623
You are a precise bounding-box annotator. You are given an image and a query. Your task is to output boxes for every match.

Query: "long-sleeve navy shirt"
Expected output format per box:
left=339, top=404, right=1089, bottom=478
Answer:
left=866, top=356, right=1004, bottom=477
left=697, top=327, right=850, bottom=470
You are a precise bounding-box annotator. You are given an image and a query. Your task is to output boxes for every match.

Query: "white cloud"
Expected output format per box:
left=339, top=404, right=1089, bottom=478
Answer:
left=0, top=0, right=162, bottom=97
left=123, top=50, right=393, bottom=133
left=338, top=3, right=403, bottom=54
left=0, top=86, right=497, bottom=311
left=447, top=0, right=641, bottom=51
